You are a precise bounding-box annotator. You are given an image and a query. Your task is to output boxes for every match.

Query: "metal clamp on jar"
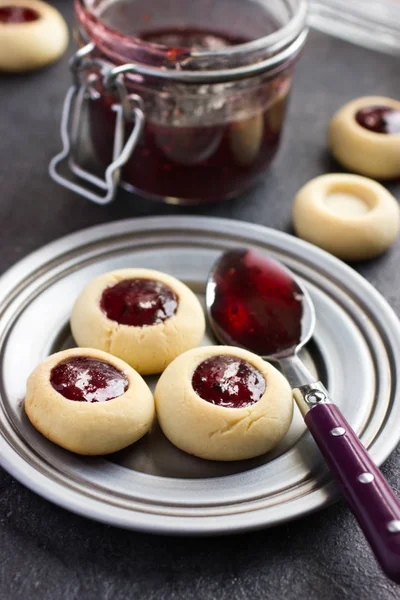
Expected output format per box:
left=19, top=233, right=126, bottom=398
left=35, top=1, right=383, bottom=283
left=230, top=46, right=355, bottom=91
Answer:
left=50, top=0, right=308, bottom=205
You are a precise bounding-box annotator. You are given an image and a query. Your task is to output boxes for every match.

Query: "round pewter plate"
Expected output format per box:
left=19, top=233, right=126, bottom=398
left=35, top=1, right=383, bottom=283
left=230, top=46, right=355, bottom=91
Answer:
left=0, top=216, right=400, bottom=535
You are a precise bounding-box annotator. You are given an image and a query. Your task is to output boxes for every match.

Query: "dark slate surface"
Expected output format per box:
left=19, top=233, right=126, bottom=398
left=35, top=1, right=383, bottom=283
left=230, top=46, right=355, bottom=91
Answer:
left=1, top=2, right=400, bottom=599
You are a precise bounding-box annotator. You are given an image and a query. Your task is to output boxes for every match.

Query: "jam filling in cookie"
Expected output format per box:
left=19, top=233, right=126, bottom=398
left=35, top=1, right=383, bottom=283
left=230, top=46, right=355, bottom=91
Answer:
left=355, top=106, right=400, bottom=135
left=192, top=355, right=266, bottom=408
left=50, top=357, right=128, bottom=403
left=0, top=6, right=39, bottom=22
left=101, top=279, right=178, bottom=327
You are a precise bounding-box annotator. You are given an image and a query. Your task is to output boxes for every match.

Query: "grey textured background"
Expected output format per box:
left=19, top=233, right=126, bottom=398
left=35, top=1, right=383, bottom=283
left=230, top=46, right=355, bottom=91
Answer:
left=1, top=2, right=400, bottom=599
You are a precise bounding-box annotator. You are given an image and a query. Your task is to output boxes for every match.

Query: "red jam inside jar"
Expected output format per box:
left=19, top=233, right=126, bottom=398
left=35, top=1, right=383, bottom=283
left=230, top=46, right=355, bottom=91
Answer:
left=192, top=355, right=266, bottom=408
left=101, top=278, right=178, bottom=326
left=355, top=106, right=400, bottom=135
left=0, top=6, right=39, bottom=22
left=50, top=357, right=128, bottom=402
left=74, top=0, right=305, bottom=204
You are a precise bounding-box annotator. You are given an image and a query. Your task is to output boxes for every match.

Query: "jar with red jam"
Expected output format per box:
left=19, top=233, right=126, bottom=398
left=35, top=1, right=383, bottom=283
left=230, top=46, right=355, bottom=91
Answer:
left=50, top=0, right=308, bottom=205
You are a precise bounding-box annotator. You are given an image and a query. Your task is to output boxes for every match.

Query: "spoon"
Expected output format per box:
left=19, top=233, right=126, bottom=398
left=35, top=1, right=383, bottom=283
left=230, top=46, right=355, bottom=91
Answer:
left=206, top=248, right=400, bottom=583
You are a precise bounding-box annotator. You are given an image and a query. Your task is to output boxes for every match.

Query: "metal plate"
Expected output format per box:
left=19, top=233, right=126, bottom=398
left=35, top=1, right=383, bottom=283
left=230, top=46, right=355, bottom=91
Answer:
left=0, top=216, right=399, bottom=535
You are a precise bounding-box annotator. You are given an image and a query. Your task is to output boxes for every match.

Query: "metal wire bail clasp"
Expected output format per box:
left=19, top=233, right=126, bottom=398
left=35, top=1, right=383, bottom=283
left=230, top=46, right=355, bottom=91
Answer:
left=49, top=44, right=145, bottom=205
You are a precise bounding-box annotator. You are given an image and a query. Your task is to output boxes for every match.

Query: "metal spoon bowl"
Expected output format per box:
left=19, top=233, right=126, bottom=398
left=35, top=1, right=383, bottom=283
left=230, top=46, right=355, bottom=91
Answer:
left=206, top=248, right=316, bottom=388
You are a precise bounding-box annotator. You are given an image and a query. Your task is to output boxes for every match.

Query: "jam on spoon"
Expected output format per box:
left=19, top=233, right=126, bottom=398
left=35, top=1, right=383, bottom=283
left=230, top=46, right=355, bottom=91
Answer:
left=355, top=106, right=400, bottom=135
left=192, top=355, right=266, bottom=408
left=101, top=278, right=178, bottom=327
left=0, top=6, right=39, bottom=23
left=208, top=248, right=304, bottom=357
left=50, top=357, right=128, bottom=402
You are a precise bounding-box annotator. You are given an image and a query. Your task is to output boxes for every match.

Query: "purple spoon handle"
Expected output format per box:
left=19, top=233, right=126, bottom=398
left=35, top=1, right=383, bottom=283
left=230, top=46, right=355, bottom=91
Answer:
left=298, top=391, right=400, bottom=583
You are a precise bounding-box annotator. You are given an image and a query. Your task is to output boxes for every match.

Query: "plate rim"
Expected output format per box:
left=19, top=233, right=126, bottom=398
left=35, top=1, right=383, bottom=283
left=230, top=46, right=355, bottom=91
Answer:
left=1, top=215, right=400, bottom=535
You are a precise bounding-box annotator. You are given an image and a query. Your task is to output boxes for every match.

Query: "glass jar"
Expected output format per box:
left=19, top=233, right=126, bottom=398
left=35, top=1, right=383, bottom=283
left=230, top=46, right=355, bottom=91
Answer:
left=50, top=0, right=308, bottom=205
